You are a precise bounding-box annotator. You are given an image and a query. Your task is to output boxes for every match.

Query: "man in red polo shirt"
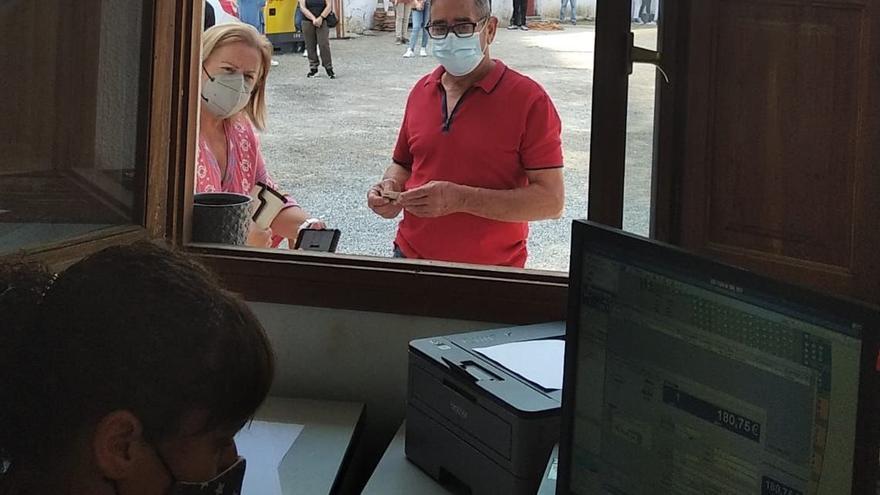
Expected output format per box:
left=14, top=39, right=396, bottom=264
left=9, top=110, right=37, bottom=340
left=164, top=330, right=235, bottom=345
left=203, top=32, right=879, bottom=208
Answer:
left=366, top=0, right=564, bottom=268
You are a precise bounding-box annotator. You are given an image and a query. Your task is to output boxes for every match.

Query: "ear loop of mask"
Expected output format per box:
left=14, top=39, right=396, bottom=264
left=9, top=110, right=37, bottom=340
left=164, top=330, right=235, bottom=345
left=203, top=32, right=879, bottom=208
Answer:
left=201, top=65, right=215, bottom=105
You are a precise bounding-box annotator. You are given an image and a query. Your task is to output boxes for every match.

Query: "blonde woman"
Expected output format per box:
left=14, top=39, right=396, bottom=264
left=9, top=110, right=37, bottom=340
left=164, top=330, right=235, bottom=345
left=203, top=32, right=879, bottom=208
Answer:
left=198, top=23, right=325, bottom=248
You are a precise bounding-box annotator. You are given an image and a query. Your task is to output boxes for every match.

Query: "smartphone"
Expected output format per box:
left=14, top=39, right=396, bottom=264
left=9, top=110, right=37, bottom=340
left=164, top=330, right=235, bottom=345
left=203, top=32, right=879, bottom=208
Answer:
left=294, top=228, right=341, bottom=252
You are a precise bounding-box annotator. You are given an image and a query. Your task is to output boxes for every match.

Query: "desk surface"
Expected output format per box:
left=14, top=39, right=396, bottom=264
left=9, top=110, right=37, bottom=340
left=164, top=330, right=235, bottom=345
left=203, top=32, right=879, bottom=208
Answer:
left=252, top=397, right=364, bottom=495
left=362, top=423, right=456, bottom=495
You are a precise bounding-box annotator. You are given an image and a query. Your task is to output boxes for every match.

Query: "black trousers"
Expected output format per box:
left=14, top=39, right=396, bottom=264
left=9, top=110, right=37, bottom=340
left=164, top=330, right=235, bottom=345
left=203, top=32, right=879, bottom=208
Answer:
left=638, top=0, right=653, bottom=22
left=511, top=0, right=527, bottom=26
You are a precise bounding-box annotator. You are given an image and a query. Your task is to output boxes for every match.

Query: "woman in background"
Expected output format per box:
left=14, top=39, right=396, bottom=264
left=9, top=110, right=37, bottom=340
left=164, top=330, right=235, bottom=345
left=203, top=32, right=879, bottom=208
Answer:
left=0, top=243, right=275, bottom=495
left=299, top=0, right=335, bottom=78
left=403, top=0, right=430, bottom=57
left=199, top=23, right=325, bottom=248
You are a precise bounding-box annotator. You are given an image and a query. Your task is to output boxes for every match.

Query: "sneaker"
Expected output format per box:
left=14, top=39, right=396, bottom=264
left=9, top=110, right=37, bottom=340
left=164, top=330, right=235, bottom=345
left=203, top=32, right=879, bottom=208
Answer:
left=326, top=68, right=336, bottom=79
left=419, top=47, right=427, bottom=57
left=395, top=37, right=402, bottom=44
left=307, top=68, right=318, bottom=77
left=271, top=59, right=280, bottom=66
left=520, top=25, right=529, bottom=31
left=403, top=48, right=414, bottom=58
left=507, top=24, right=518, bottom=30
left=571, top=20, right=577, bottom=25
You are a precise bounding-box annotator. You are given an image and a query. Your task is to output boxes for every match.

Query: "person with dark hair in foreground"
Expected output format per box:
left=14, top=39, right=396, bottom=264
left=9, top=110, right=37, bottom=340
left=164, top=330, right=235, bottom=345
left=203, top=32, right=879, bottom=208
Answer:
left=0, top=242, right=275, bottom=495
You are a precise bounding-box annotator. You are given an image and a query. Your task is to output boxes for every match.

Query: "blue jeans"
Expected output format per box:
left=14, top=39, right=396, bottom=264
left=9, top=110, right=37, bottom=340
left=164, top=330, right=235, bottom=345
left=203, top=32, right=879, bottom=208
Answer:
left=560, top=0, right=576, bottom=21
left=409, top=5, right=430, bottom=50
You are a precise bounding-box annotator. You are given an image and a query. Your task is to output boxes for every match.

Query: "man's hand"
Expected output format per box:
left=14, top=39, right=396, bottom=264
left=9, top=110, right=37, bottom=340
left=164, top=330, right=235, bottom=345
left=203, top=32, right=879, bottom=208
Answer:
left=398, top=181, right=463, bottom=218
left=247, top=222, right=273, bottom=248
left=368, top=178, right=404, bottom=219
left=313, top=16, right=324, bottom=27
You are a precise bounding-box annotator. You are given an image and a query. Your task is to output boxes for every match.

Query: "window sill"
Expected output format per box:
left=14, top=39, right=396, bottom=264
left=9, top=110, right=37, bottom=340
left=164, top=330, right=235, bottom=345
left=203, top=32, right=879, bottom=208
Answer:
left=188, top=244, right=569, bottom=324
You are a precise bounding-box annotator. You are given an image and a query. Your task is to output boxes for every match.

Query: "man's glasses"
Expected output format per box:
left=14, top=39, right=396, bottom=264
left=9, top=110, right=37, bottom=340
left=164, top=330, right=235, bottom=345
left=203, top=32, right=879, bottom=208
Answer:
left=426, top=17, right=487, bottom=40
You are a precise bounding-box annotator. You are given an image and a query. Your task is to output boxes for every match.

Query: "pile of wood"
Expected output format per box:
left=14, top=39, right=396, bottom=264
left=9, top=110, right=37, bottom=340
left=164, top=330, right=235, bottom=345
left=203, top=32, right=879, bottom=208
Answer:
left=372, top=8, right=396, bottom=31
left=526, top=20, right=563, bottom=31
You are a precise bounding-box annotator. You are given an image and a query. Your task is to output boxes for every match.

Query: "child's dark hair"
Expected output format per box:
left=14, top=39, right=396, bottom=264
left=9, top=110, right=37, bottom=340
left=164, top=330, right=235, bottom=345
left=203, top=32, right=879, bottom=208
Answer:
left=0, top=242, right=274, bottom=474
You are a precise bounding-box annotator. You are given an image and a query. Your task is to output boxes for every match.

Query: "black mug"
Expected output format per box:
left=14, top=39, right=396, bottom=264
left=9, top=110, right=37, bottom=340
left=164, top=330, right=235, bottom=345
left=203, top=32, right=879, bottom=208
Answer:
left=192, top=193, right=252, bottom=245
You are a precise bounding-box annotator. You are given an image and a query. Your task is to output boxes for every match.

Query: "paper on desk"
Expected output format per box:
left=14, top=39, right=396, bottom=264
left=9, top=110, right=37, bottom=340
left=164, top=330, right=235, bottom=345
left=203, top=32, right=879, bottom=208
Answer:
left=235, top=420, right=304, bottom=495
left=474, top=340, right=565, bottom=390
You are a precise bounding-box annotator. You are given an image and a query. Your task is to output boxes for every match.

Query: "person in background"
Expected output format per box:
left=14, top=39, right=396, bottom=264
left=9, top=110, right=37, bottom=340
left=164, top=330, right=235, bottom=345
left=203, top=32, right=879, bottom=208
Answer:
left=393, top=0, right=414, bottom=44
left=632, top=0, right=654, bottom=23
left=199, top=23, right=326, bottom=248
left=239, top=0, right=280, bottom=66
left=508, top=0, right=527, bottom=30
left=559, top=0, right=576, bottom=25
left=403, top=0, right=430, bottom=58
left=295, top=7, right=310, bottom=56
left=239, top=0, right=267, bottom=32
left=300, top=0, right=336, bottom=78
left=367, top=0, right=565, bottom=267
left=204, top=0, right=216, bottom=29
left=0, top=242, right=275, bottom=495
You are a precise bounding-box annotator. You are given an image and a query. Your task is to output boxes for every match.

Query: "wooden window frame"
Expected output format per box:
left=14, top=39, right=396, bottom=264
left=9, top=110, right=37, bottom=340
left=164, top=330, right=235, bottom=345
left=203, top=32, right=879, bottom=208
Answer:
left=7, top=0, right=573, bottom=324
left=172, top=2, right=568, bottom=324
left=1, top=0, right=197, bottom=269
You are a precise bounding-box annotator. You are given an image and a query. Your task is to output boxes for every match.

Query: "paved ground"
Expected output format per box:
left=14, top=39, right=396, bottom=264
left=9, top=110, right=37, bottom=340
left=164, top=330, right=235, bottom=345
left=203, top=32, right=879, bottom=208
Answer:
left=259, top=23, right=658, bottom=271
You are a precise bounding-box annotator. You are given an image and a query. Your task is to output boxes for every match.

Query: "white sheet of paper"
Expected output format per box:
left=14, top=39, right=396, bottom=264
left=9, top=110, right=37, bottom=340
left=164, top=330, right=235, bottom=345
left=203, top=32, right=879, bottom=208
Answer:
left=234, top=420, right=304, bottom=495
left=474, top=340, right=565, bottom=390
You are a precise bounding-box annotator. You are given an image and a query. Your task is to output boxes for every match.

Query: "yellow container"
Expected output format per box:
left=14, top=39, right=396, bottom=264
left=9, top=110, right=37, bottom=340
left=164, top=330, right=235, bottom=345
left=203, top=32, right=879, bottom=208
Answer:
left=265, top=0, right=298, bottom=34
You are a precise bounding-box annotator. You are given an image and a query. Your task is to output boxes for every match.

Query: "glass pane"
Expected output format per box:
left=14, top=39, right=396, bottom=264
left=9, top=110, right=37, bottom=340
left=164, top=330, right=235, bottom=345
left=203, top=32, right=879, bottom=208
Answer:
left=0, top=0, right=151, bottom=255
left=624, top=0, right=659, bottom=237
left=207, top=4, right=595, bottom=272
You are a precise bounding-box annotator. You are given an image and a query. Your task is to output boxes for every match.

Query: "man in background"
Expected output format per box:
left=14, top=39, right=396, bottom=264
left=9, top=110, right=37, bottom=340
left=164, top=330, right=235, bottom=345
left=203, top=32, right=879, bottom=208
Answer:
left=240, top=0, right=280, bottom=65
left=239, top=0, right=267, bottom=32
left=367, top=0, right=565, bottom=267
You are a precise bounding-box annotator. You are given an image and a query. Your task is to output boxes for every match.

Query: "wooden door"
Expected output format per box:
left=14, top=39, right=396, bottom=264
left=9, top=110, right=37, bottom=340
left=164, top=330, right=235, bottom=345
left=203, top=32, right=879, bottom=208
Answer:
left=653, top=0, right=880, bottom=305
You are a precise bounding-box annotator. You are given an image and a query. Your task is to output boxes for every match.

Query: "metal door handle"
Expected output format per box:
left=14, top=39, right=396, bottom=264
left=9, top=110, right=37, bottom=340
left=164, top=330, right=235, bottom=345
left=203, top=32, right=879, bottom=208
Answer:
left=628, top=32, right=670, bottom=83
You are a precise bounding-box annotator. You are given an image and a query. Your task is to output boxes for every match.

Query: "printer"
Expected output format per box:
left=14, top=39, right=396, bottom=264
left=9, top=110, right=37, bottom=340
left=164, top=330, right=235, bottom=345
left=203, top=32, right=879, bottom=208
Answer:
left=406, top=322, right=564, bottom=495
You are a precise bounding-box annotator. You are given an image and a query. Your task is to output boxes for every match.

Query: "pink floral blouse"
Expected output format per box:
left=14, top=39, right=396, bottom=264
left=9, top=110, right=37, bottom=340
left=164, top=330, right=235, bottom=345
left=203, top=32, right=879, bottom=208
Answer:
left=196, top=115, right=298, bottom=246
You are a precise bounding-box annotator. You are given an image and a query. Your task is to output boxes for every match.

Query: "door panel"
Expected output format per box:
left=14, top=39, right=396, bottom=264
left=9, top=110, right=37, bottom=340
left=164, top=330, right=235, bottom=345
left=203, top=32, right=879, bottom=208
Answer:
left=673, top=0, right=880, bottom=303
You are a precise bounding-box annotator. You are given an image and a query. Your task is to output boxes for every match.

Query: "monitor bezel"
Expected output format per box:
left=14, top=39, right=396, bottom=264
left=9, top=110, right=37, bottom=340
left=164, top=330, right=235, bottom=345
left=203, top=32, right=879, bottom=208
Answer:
left=557, top=220, right=880, bottom=495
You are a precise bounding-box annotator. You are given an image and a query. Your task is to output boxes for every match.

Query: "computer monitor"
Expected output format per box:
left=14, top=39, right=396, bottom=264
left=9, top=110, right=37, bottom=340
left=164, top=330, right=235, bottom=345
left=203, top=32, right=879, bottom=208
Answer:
left=557, top=221, right=880, bottom=495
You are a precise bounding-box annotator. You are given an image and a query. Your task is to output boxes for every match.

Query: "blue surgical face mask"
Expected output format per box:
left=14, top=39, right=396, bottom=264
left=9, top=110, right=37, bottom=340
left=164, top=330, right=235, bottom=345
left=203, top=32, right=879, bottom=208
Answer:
left=432, top=28, right=487, bottom=77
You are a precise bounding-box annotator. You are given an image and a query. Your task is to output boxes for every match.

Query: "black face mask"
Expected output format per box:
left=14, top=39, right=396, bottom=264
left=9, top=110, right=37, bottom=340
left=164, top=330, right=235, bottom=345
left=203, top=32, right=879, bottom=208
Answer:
left=109, top=455, right=247, bottom=495
left=162, top=456, right=246, bottom=495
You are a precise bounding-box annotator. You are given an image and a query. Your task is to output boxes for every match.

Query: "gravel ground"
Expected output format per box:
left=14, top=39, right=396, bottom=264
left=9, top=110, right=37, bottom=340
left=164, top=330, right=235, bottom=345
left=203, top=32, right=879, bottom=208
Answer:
left=258, top=23, right=658, bottom=271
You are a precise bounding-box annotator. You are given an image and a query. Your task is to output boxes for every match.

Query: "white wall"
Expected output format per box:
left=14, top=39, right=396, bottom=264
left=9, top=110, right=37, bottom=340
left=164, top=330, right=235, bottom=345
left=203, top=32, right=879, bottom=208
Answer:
left=488, top=0, right=596, bottom=26
left=343, top=0, right=595, bottom=32
left=251, top=301, right=507, bottom=490
left=344, top=0, right=379, bottom=33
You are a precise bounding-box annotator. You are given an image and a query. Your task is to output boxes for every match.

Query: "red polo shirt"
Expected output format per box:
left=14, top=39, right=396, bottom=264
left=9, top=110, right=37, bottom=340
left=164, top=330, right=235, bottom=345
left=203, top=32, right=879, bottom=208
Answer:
left=392, top=60, right=563, bottom=267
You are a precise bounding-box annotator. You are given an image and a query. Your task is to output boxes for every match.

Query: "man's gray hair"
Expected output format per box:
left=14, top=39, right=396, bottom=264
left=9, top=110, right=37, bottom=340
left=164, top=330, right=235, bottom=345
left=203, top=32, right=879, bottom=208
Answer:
left=474, top=0, right=491, bottom=18
left=432, top=0, right=492, bottom=20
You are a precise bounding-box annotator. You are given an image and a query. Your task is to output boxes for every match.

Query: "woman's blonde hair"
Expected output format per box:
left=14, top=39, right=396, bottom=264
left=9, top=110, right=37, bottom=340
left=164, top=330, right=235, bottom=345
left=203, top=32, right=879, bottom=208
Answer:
left=201, top=23, right=273, bottom=130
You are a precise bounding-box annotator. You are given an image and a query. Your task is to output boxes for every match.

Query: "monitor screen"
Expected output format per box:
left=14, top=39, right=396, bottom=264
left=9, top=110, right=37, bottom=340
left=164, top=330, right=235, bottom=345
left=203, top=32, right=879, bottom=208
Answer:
left=558, top=221, right=879, bottom=495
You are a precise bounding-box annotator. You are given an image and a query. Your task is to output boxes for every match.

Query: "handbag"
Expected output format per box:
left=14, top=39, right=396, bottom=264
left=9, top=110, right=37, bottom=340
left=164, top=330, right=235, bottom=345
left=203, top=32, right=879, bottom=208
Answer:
left=325, top=11, right=339, bottom=28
